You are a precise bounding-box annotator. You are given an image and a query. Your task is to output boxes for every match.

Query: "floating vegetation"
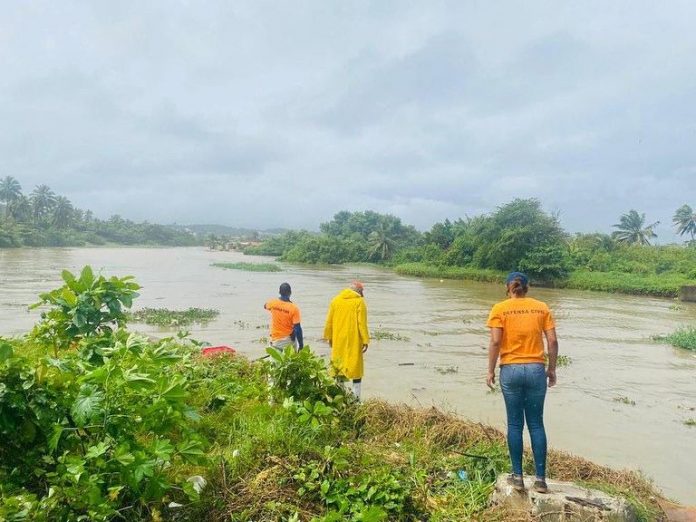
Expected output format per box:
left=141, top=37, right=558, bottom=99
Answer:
left=232, top=319, right=250, bottom=329
left=653, top=327, right=696, bottom=352
left=669, top=303, right=683, bottom=311
left=557, top=354, right=573, bottom=367
left=256, top=336, right=269, bottom=344
left=434, top=365, right=458, bottom=375
left=613, top=396, right=636, bottom=406
left=545, top=354, right=572, bottom=367
left=211, top=262, right=281, bottom=272
left=684, top=419, right=696, bottom=427
left=371, top=329, right=410, bottom=342
left=129, top=307, right=219, bottom=327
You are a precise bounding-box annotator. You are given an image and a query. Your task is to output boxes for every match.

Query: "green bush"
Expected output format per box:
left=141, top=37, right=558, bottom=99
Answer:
left=0, top=333, right=207, bottom=520
left=29, top=266, right=140, bottom=353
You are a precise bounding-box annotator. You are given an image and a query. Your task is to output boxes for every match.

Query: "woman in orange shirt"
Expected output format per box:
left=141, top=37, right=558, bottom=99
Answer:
left=486, top=272, right=559, bottom=494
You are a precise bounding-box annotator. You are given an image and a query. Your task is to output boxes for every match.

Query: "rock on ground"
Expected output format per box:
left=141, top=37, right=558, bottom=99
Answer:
left=490, top=475, right=639, bottom=521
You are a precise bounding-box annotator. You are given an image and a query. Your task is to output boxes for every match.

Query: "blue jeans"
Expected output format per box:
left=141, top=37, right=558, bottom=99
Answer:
left=500, top=363, right=547, bottom=478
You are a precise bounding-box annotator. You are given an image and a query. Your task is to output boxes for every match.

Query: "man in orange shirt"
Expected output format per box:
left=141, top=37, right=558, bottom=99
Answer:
left=264, top=282, right=303, bottom=351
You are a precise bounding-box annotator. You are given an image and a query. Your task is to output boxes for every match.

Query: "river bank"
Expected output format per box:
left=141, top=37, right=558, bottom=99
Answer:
left=393, top=262, right=694, bottom=298
left=0, top=327, right=666, bottom=521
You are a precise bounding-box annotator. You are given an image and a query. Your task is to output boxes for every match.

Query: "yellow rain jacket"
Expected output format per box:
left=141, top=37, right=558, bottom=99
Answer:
left=323, top=288, right=370, bottom=380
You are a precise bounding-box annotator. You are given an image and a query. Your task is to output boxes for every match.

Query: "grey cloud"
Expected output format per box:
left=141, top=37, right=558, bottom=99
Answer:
left=1, top=1, right=696, bottom=239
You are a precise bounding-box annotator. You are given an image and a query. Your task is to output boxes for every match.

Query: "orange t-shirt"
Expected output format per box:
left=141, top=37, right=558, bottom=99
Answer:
left=486, top=297, right=555, bottom=365
left=264, top=298, right=301, bottom=341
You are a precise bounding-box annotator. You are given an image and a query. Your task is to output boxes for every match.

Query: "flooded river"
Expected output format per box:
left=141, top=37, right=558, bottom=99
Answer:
left=1, top=247, right=695, bottom=503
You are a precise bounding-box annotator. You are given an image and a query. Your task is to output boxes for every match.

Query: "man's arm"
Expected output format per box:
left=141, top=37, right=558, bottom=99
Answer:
left=487, top=327, right=502, bottom=388
left=293, top=323, right=304, bottom=349
left=544, top=328, right=558, bottom=387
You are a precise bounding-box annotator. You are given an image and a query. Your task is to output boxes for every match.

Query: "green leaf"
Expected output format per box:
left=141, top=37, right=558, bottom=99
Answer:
left=61, top=269, right=77, bottom=288
left=150, top=438, right=174, bottom=461
left=80, top=266, right=95, bottom=288
left=0, top=341, right=13, bottom=363
left=320, top=479, right=330, bottom=495
left=120, top=294, right=133, bottom=309
left=114, top=446, right=135, bottom=466
left=123, top=366, right=156, bottom=384
left=182, top=479, right=200, bottom=501
left=85, top=441, right=110, bottom=460
left=266, top=346, right=283, bottom=362
left=48, top=424, right=63, bottom=453
left=176, top=439, right=206, bottom=463
left=161, top=381, right=187, bottom=402
left=73, top=312, right=87, bottom=329
left=60, top=287, right=77, bottom=307
left=132, top=461, right=155, bottom=484
left=71, top=384, right=104, bottom=426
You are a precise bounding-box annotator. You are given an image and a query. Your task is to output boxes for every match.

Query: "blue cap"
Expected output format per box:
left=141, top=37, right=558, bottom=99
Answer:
left=506, top=271, right=528, bottom=285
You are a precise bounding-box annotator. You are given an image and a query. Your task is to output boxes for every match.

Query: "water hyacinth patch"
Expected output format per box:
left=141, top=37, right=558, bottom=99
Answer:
left=211, top=262, right=282, bottom=272
left=129, top=307, right=219, bottom=327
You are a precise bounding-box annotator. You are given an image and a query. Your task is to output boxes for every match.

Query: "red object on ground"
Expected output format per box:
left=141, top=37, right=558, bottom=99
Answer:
left=201, top=345, right=236, bottom=357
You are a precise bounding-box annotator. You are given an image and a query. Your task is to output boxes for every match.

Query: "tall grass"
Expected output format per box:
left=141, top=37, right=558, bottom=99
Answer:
left=394, top=263, right=505, bottom=283
left=561, top=270, right=692, bottom=297
left=657, top=327, right=696, bottom=351
left=394, top=263, right=695, bottom=298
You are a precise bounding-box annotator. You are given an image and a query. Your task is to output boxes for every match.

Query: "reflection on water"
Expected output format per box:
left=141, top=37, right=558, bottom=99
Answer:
left=1, top=247, right=695, bottom=503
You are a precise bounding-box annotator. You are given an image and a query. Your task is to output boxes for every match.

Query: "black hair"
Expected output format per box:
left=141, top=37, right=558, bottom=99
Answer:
left=279, top=282, right=292, bottom=297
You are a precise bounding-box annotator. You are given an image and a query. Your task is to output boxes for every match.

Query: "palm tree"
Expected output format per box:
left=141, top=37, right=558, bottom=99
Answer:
left=612, top=210, right=659, bottom=246
left=8, top=195, right=31, bottom=222
left=0, top=176, right=22, bottom=219
left=368, top=223, right=396, bottom=261
left=30, top=184, right=57, bottom=225
left=673, top=204, right=696, bottom=242
left=52, top=196, right=74, bottom=229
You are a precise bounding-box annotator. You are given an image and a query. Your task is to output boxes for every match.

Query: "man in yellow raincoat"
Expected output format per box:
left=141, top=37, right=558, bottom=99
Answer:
left=323, top=281, right=370, bottom=398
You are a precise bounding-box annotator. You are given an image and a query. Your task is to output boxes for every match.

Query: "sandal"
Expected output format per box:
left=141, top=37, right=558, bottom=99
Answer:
left=507, top=474, right=525, bottom=492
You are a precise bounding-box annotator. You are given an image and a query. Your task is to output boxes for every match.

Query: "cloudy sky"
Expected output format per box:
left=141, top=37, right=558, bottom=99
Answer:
left=1, top=1, right=695, bottom=240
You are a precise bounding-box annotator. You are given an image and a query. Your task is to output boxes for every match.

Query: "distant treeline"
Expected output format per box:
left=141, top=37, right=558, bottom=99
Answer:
left=244, top=199, right=696, bottom=297
left=0, top=177, right=199, bottom=247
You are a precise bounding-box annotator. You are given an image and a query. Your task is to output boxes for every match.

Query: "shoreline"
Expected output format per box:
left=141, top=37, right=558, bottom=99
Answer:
left=392, top=262, right=692, bottom=299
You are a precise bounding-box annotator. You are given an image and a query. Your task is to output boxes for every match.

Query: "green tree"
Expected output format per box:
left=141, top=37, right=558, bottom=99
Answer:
left=471, top=199, right=566, bottom=271
left=424, top=219, right=455, bottom=249
left=612, top=210, right=659, bottom=246
left=52, top=196, right=74, bottom=229
left=0, top=176, right=22, bottom=219
left=30, top=184, right=57, bottom=225
left=7, top=194, right=31, bottom=222
left=673, top=204, right=696, bottom=242
left=368, top=222, right=397, bottom=261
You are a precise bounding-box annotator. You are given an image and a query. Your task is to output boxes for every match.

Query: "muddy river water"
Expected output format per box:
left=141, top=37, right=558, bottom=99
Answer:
left=1, top=247, right=695, bottom=503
